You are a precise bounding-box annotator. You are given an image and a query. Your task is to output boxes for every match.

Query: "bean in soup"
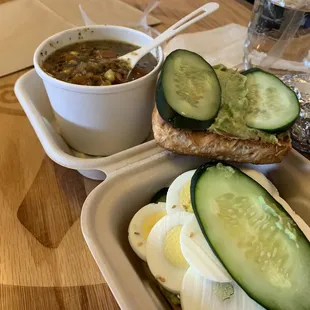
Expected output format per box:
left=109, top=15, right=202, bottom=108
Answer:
left=42, top=40, right=158, bottom=86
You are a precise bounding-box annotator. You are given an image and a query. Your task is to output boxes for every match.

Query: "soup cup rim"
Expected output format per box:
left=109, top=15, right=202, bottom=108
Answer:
left=33, top=25, right=164, bottom=94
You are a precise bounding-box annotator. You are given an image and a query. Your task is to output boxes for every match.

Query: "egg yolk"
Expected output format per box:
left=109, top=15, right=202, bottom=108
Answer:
left=141, top=211, right=166, bottom=240
left=163, top=226, right=189, bottom=269
left=179, top=181, right=193, bottom=213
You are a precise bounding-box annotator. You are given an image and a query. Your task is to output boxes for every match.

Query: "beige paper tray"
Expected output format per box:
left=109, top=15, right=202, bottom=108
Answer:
left=81, top=149, right=310, bottom=309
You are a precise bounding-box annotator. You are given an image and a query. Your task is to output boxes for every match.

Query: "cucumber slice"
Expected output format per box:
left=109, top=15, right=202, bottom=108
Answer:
left=150, top=187, right=168, bottom=203
left=156, top=50, right=221, bottom=130
left=244, top=69, right=300, bottom=133
left=191, top=162, right=310, bottom=310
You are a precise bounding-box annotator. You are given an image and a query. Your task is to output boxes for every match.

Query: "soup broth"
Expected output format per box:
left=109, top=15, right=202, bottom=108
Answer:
left=42, top=40, right=158, bottom=86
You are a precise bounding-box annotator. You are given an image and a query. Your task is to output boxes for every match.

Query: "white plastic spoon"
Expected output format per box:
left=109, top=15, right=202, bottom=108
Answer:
left=119, top=2, right=220, bottom=72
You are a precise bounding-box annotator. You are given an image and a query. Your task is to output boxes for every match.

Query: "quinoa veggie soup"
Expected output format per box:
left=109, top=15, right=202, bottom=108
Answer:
left=42, top=40, right=158, bottom=86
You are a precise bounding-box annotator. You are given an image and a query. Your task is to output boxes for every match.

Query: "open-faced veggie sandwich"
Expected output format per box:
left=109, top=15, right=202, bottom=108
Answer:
left=152, top=50, right=300, bottom=164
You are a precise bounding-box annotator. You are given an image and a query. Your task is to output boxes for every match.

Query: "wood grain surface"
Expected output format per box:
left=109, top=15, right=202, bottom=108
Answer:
left=0, top=1, right=308, bottom=309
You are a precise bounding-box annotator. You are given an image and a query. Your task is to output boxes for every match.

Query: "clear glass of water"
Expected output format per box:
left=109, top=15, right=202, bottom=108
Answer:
left=244, top=0, right=310, bottom=152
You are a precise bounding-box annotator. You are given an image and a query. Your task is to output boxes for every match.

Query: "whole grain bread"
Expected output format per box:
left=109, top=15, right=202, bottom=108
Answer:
left=152, top=107, right=292, bottom=164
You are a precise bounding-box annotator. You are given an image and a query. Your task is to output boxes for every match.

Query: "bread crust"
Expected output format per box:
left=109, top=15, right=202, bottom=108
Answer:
left=152, top=107, right=292, bottom=164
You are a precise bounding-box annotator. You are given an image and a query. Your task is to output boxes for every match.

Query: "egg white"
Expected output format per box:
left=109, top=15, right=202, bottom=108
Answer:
left=274, top=195, right=310, bottom=241
left=241, top=168, right=279, bottom=196
left=166, top=170, right=196, bottom=214
left=181, top=267, right=265, bottom=310
left=146, top=212, right=193, bottom=294
left=180, top=215, right=232, bottom=282
left=128, top=202, right=166, bottom=261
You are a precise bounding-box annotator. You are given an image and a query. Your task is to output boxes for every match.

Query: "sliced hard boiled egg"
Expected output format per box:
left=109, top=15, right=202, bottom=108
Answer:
left=241, top=168, right=279, bottom=196
left=128, top=202, right=166, bottom=261
left=166, top=170, right=196, bottom=214
left=181, top=267, right=265, bottom=310
left=180, top=216, right=232, bottom=282
left=146, top=212, right=193, bottom=294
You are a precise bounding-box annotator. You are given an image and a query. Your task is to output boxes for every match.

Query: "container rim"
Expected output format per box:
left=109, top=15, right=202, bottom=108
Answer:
left=33, top=25, right=164, bottom=94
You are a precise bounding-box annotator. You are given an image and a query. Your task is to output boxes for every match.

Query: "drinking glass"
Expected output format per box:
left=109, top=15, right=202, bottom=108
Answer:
left=244, top=0, right=310, bottom=152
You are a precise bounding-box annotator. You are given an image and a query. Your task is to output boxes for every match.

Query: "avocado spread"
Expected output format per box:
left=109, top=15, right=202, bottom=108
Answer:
left=209, top=65, right=285, bottom=143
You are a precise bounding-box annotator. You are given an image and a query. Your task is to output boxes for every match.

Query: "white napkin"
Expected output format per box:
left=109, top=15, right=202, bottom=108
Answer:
left=164, top=24, right=247, bottom=68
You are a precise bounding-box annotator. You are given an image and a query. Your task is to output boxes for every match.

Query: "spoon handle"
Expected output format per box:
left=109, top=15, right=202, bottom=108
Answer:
left=121, top=2, right=219, bottom=67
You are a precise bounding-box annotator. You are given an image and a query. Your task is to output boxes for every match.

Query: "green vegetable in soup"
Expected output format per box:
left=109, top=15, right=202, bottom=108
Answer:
left=42, top=40, right=157, bottom=86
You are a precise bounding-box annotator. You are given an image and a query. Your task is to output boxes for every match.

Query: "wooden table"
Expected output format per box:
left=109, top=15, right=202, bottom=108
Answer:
left=0, top=1, right=306, bottom=309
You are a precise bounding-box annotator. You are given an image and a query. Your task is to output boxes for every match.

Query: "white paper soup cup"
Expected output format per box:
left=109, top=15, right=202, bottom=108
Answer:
left=34, top=25, right=163, bottom=156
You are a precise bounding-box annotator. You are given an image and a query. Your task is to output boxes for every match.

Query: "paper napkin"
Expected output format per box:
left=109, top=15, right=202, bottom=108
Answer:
left=164, top=24, right=248, bottom=68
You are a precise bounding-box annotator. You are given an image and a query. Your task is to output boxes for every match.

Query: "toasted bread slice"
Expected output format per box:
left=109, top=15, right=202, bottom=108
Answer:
left=152, top=107, right=292, bottom=164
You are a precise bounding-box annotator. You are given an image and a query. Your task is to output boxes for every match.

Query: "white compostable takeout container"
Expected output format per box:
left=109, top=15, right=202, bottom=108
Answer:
left=33, top=25, right=164, bottom=156
left=15, top=44, right=310, bottom=309
left=81, top=148, right=310, bottom=310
